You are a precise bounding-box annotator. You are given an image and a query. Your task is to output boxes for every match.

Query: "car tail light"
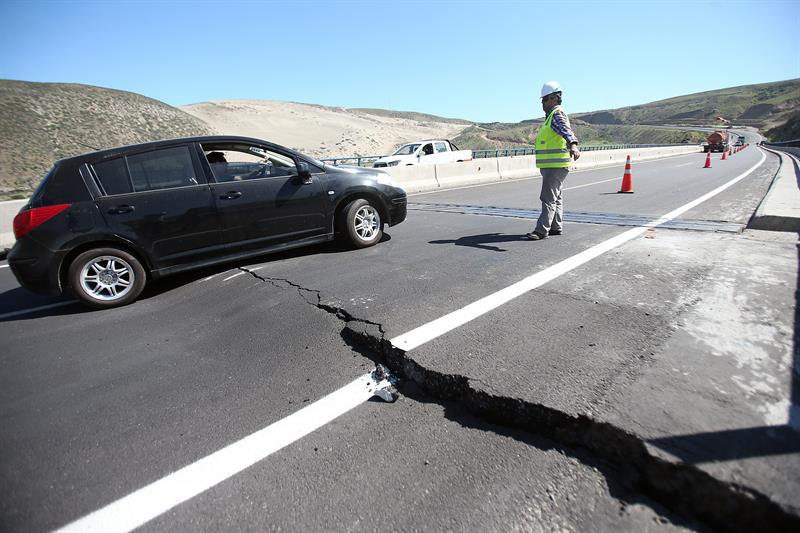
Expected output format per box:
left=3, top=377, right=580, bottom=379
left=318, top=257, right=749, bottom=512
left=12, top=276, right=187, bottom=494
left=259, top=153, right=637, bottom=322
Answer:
left=13, top=203, right=71, bottom=239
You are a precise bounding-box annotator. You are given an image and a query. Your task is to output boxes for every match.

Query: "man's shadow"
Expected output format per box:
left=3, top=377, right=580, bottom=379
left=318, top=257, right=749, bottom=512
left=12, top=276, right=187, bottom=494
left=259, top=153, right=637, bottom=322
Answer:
left=430, top=233, right=529, bottom=252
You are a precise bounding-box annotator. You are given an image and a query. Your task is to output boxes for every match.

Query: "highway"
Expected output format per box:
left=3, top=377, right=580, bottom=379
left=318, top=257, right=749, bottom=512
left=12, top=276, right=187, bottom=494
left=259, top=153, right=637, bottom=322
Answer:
left=2, top=143, right=799, bottom=532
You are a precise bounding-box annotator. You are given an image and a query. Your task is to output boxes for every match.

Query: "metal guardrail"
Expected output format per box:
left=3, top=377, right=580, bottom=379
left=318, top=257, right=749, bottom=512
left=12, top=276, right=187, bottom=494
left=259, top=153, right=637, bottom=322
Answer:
left=472, top=148, right=535, bottom=158
left=763, top=139, right=800, bottom=148
left=473, top=143, right=684, bottom=159
left=321, top=143, right=695, bottom=167
left=319, top=155, right=384, bottom=167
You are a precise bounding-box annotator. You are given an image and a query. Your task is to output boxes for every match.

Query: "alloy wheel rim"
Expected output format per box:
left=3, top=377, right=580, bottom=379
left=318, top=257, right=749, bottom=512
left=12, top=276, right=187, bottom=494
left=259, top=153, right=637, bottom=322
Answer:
left=354, top=206, right=380, bottom=241
left=80, top=256, right=134, bottom=301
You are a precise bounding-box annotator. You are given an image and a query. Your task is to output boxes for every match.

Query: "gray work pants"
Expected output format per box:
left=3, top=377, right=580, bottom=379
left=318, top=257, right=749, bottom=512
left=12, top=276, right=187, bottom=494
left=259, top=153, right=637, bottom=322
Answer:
left=535, top=167, right=569, bottom=235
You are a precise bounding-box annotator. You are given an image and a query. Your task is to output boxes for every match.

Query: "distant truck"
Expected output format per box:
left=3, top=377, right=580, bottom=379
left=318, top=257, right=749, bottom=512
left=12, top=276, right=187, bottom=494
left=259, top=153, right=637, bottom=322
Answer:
left=735, top=135, right=745, bottom=147
left=704, top=130, right=729, bottom=152
left=373, top=140, right=472, bottom=167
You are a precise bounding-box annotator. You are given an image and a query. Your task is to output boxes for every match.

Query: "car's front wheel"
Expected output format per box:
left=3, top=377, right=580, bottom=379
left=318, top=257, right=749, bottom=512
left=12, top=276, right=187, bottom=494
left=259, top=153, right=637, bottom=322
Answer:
left=68, top=247, right=146, bottom=308
left=342, top=198, right=384, bottom=248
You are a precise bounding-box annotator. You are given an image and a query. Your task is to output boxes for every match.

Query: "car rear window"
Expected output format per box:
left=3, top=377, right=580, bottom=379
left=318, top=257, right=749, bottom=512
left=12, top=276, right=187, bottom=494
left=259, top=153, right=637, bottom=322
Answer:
left=32, top=161, right=92, bottom=206
left=28, top=164, right=59, bottom=205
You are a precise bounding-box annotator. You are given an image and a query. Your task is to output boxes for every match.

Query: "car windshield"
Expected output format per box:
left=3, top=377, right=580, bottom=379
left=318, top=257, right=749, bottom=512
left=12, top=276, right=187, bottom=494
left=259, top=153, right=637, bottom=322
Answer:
left=393, top=144, right=421, bottom=156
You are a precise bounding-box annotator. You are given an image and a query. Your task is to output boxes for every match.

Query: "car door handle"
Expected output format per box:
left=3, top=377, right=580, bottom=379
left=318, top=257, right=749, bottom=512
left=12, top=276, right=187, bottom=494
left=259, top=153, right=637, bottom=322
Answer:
left=220, top=191, right=242, bottom=200
left=108, top=205, right=135, bottom=215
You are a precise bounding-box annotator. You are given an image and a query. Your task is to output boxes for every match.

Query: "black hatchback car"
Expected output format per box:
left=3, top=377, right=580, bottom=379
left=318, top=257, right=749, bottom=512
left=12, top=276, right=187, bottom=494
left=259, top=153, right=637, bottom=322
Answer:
left=9, top=136, right=407, bottom=308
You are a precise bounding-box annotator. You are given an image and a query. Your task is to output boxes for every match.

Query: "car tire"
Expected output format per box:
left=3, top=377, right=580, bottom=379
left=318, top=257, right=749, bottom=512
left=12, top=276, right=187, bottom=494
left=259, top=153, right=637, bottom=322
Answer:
left=341, top=198, right=383, bottom=248
left=68, top=247, right=146, bottom=308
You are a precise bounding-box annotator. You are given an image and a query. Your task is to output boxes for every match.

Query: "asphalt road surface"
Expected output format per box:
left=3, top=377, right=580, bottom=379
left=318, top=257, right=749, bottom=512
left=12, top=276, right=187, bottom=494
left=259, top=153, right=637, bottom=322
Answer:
left=2, top=143, right=798, bottom=532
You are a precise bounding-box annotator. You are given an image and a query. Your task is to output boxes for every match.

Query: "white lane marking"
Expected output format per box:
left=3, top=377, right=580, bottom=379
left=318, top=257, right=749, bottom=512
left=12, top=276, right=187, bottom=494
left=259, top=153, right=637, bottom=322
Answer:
left=408, top=177, right=535, bottom=197
left=392, top=151, right=766, bottom=351
left=199, top=266, right=266, bottom=284
left=675, top=162, right=695, bottom=168
left=0, top=264, right=9, bottom=269
left=55, top=372, right=393, bottom=533
left=563, top=176, right=619, bottom=191
left=0, top=300, right=78, bottom=320
left=222, top=271, right=246, bottom=282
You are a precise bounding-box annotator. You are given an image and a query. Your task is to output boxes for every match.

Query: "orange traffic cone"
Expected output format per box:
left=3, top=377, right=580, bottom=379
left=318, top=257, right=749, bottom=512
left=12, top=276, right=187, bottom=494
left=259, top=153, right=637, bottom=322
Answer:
left=728, top=147, right=733, bottom=156
left=722, top=149, right=727, bottom=160
left=618, top=155, right=634, bottom=193
left=703, top=151, right=712, bottom=168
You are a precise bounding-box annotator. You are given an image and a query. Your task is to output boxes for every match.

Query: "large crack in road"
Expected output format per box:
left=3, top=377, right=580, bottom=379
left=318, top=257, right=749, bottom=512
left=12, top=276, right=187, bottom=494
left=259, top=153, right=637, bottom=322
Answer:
left=239, top=266, right=799, bottom=533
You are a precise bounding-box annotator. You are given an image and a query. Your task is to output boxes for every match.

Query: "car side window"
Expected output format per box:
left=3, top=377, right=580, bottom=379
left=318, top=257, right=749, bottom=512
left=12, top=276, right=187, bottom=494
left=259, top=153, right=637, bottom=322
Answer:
left=127, top=146, right=201, bottom=192
left=421, top=143, right=434, bottom=156
left=202, top=144, right=298, bottom=181
left=434, top=142, right=447, bottom=153
left=93, top=157, right=133, bottom=195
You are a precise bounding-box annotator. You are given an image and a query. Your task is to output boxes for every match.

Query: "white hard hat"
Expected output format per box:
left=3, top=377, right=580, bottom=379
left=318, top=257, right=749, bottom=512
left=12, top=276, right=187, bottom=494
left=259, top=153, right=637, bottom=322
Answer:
left=540, top=80, right=562, bottom=99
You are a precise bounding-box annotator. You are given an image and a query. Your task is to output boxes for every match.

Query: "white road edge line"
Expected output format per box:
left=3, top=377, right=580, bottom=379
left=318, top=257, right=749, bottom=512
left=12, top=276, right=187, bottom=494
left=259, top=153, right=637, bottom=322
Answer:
left=0, top=265, right=9, bottom=269
left=55, top=372, right=393, bottom=533
left=222, top=271, right=246, bottom=282
left=0, top=300, right=78, bottom=320
left=391, top=151, right=766, bottom=351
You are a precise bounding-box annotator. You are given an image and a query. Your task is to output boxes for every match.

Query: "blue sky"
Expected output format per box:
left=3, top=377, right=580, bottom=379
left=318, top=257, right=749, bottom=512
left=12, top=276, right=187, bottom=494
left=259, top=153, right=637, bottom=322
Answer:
left=2, top=0, right=798, bottom=122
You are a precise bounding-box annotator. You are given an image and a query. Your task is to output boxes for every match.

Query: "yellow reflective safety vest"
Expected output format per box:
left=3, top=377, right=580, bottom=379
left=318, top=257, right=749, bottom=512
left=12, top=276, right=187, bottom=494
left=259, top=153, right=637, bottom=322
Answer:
left=535, top=106, right=571, bottom=169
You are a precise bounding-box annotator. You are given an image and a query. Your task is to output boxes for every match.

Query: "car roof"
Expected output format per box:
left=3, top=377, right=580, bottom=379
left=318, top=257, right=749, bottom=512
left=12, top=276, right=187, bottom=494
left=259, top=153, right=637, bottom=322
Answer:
left=399, top=139, right=450, bottom=145
left=56, top=136, right=311, bottom=164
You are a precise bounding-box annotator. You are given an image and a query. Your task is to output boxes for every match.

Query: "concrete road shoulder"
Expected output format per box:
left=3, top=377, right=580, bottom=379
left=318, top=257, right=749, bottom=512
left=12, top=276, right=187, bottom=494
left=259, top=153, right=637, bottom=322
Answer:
left=750, top=148, right=800, bottom=232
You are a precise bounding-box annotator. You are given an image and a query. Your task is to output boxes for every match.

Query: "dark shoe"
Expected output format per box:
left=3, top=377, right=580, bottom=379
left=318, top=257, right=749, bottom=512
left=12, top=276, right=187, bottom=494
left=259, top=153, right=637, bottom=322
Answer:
left=548, top=230, right=562, bottom=236
left=526, top=231, right=546, bottom=241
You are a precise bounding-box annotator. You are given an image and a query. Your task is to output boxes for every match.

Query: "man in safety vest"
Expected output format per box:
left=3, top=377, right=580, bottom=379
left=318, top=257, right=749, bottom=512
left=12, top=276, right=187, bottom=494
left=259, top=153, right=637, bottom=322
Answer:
left=526, top=81, right=580, bottom=240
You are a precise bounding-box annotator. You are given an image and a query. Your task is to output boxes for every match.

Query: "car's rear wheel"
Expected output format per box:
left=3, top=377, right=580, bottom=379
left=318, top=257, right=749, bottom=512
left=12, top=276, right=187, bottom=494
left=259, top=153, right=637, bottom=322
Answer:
left=68, top=247, right=146, bottom=308
left=342, top=198, right=383, bottom=248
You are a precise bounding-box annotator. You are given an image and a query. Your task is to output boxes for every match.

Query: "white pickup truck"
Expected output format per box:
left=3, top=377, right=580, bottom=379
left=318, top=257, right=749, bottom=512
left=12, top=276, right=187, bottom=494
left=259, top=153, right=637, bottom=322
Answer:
left=373, top=139, right=472, bottom=167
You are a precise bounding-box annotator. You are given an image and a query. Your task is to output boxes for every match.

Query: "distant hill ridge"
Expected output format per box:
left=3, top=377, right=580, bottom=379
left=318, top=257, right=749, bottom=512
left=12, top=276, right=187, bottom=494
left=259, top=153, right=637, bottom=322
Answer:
left=574, top=78, right=800, bottom=128
left=452, top=79, right=800, bottom=150
left=1, top=78, right=797, bottom=196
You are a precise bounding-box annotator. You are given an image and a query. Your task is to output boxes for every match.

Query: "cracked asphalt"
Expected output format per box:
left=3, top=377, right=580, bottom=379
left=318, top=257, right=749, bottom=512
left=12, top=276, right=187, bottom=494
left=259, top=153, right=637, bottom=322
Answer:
left=1, top=146, right=799, bottom=532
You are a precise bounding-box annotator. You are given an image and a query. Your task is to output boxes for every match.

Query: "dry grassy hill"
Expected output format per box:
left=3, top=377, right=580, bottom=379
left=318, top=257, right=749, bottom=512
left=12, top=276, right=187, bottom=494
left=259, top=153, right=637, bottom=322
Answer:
left=576, top=78, right=800, bottom=129
left=0, top=80, right=213, bottom=194
left=180, top=100, right=470, bottom=159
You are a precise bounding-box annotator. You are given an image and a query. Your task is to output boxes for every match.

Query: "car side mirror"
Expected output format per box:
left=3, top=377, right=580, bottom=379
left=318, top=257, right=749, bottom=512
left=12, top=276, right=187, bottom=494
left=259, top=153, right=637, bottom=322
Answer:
left=298, top=162, right=312, bottom=183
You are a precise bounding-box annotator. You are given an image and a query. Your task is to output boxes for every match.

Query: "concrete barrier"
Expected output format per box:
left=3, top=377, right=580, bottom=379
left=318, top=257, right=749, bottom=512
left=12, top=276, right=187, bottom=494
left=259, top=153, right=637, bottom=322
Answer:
left=382, top=164, right=438, bottom=193
left=434, top=159, right=500, bottom=189
left=498, top=156, right=539, bottom=180
left=573, top=145, right=700, bottom=171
